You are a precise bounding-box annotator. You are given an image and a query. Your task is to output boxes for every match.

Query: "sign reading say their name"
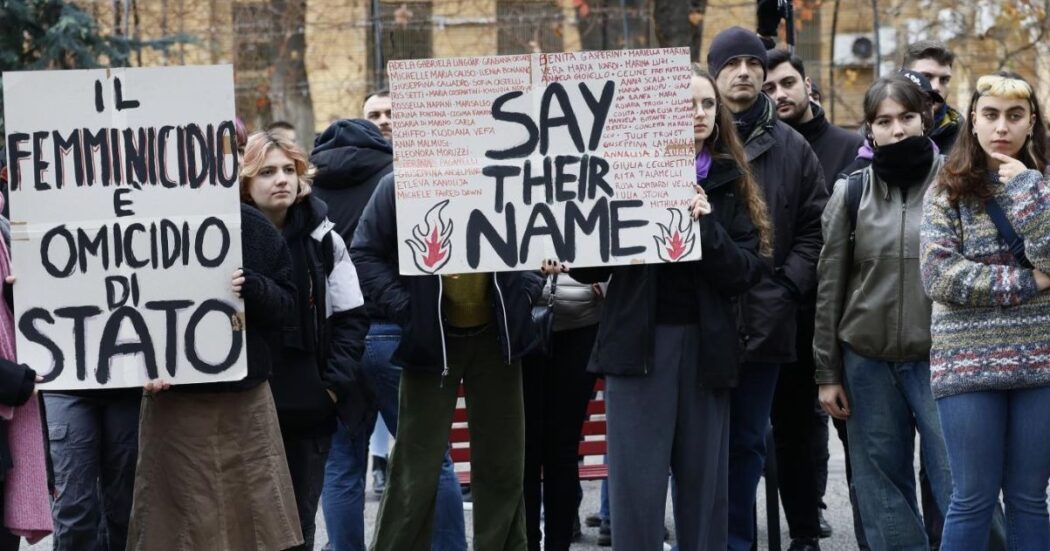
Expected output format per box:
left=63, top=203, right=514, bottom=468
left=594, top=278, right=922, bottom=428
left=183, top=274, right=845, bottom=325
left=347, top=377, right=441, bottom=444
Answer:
left=2, top=65, right=246, bottom=390
left=390, top=48, right=700, bottom=275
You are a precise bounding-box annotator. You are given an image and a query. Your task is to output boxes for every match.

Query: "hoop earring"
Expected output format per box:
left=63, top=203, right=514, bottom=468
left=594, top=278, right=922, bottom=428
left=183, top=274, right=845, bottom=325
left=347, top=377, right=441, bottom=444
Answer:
left=711, top=122, right=720, bottom=145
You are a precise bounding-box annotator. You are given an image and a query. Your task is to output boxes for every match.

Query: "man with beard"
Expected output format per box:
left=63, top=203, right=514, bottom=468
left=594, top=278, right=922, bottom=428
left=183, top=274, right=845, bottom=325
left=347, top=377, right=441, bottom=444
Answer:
left=763, top=49, right=865, bottom=551
left=902, top=40, right=962, bottom=153
left=707, top=27, right=828, bottom=551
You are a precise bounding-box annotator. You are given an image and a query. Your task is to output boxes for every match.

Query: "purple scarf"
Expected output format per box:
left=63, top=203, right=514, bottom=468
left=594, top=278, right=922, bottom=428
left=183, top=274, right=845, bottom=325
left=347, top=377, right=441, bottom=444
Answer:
left=695, top=148, right=713, bottom=181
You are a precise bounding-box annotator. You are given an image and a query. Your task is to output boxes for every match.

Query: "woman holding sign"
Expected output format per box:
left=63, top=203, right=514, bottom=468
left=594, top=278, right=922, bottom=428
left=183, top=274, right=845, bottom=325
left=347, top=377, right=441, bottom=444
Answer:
left=239, top=131, right=370, bottom=550
left=127, top=180, right=302, bottom=550
left=558, top=67, right=771, bottom=550
left=920, top=72, right=1050, bottom=550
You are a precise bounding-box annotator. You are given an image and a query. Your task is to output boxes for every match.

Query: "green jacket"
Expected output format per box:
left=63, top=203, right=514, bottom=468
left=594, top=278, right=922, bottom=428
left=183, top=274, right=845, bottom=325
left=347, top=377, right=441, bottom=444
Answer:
left=813, top=157, right=942, bottom=384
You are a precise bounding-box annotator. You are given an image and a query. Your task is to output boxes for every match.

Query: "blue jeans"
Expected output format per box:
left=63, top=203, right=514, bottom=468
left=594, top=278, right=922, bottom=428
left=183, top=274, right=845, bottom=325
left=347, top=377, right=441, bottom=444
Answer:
left=727, top=362, right=780, bottom=551
left=321, top=323, right=466, bottom=551
left=842, top=348, right=953, bottom=551
left=938, top=386, right=1050, bottom=551
left=44, top=391, right=140, bottom=551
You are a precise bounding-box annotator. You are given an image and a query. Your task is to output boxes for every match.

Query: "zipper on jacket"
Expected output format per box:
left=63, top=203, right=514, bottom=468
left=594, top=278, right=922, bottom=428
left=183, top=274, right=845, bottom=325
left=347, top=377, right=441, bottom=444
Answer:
left=897, top=191, right=906, bottom=359
left=437, top=277, right=450, bottom=387
left=493, top=276, right=512, bottom=364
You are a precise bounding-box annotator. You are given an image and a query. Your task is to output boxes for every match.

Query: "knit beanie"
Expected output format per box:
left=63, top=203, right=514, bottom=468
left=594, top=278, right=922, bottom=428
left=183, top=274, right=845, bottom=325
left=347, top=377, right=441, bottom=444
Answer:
left=708, top=26, right=768, bottom=79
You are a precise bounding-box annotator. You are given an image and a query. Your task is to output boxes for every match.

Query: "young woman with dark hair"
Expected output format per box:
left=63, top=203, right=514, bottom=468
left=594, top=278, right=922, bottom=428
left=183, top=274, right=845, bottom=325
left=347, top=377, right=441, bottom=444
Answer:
left=813, top=74, right=952, bottom=551
left=921, top=72, right=1050, bottom=550
left=546, top=66, right=769, bottom=550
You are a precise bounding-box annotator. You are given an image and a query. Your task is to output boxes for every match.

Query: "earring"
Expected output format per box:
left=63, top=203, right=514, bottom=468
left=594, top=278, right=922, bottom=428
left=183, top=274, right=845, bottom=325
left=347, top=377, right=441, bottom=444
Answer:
left=711, top=122, right=720, bottom=144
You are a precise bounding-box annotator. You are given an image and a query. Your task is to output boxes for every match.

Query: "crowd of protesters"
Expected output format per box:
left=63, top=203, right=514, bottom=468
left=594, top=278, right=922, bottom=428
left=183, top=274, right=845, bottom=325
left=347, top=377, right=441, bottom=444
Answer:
left=0, top=21, right=1048, bottom=551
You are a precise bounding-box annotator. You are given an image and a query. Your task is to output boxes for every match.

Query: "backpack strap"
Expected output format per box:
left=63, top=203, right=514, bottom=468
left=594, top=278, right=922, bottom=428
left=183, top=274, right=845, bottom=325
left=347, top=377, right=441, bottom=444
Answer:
left=845, top=170, right=866, bottom=243
left=984, top=198, right=1033, bottom=269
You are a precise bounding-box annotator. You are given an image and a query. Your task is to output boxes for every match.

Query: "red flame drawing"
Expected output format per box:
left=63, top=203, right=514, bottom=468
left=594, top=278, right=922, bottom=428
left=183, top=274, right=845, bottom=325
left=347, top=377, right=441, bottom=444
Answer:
left=653, top=208, right=696, bottom=262
left=405, top=200, right=454, bottom=274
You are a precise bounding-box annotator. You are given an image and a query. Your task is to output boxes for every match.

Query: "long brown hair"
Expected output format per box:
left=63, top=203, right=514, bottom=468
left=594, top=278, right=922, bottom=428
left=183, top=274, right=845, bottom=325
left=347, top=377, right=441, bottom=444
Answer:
left=940, top=71, right=1048, bottom=205
left=691, top=64, right=773, bottom=257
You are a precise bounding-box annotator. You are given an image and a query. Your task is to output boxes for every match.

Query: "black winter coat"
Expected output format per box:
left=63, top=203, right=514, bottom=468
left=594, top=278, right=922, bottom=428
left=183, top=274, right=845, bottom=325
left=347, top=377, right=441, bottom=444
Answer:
left=311, top=119, right=394, bottom=244
left=740, top=109, right=828, bottom=364
left=0, top=358, right=37, bottom=483
left=791, top=104, right=864, bottom=193
left=271, top=196, right=369, bottom=433
left=572, top=159, right=763, bottom=388
left=350, top=175, right=544, bottom=374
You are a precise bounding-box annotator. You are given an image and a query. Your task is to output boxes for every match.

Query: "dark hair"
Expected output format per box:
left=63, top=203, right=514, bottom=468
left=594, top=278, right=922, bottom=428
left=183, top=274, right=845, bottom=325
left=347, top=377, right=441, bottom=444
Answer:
left=940, top=71, right=1048, bottom=204
left=362, top=88, right=390, bottom=109
left=691, top=64, right=773, bottom=257
left=266, top=120, right=295, bottom=132
left=902, top=40, right=955, bottom=68
left=861, top=75, right=932, bottom=143
left=766, top=49, right=806, bottom=79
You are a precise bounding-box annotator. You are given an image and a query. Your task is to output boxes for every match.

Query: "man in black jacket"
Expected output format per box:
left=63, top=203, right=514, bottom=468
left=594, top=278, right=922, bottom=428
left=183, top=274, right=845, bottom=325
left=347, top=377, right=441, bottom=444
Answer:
left=351, top=174, right=543, bottom=551
left=708, top=26, right=828, bottom=551
left=763, top=49, right=865, bottom=549
left=311, top=118, right=467, bottom=550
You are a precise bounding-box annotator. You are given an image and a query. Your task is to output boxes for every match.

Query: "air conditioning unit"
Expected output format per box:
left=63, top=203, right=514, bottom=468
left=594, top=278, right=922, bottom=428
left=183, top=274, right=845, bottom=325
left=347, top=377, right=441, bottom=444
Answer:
left=833, top=28, right=898, bottom=67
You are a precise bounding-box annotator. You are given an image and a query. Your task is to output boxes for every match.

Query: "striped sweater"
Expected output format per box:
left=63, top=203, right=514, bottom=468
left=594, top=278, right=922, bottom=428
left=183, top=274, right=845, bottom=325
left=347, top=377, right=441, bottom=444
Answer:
left=920, top=169, right=1050, bottom=399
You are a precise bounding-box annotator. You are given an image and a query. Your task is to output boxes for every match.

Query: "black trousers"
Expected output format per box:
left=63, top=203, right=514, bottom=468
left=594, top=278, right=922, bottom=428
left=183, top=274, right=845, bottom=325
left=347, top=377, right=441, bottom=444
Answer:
left=522, top=324, right=599, bottom=551
left=0, top=482, right=19, bottom=551
left=771, top=307, right=824, bottom=540
left=282, top=427, right=333, bottom=551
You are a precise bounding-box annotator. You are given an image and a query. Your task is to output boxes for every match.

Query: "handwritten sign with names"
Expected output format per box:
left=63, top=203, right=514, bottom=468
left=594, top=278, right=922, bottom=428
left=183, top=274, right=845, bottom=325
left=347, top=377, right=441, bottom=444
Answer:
left=389, top=48, right=700, bottom=275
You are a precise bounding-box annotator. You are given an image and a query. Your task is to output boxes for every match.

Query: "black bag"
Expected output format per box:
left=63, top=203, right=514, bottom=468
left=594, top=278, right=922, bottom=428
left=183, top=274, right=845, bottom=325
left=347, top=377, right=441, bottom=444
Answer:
left=531, top=274, right=558, bottom=356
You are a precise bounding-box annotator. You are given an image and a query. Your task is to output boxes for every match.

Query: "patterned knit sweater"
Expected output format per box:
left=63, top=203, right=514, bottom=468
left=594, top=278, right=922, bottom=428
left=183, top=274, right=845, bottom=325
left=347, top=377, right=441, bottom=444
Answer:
left=920, top=169, right=1050, bottom=399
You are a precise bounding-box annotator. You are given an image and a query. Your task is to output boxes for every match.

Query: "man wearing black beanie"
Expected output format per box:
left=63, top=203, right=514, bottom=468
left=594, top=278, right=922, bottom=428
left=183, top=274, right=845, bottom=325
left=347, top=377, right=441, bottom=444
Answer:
left=707, top=26, right=829, bottom=551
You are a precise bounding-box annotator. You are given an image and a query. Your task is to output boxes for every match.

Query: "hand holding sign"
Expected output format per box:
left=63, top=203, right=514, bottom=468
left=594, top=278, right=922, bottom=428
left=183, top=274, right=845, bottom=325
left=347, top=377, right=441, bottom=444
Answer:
left=690, top=185, right=712, bottom=219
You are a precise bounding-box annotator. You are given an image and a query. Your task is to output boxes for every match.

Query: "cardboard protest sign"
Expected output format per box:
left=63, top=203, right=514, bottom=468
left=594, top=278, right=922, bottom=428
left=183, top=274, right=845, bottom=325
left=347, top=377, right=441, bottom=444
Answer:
left=390, top=47, right=699, bottom=275
left=2, top=65, right=246, bottom=390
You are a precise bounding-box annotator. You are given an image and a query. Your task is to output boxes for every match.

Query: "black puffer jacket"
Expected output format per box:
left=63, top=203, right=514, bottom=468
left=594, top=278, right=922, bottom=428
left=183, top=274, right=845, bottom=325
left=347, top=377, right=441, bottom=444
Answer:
left=311, top=119, right=394, bottom=244
left=350, top=175, right=544, bottom=374
left=271, top=196, right=369, bottom=433
left=572, top=159, right=763, bottom=388
left=738, top=98, right=828, bottom=364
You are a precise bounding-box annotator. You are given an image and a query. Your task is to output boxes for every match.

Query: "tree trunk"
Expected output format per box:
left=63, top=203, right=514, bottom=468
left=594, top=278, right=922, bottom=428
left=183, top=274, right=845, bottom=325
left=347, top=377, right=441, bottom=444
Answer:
left=653, top=0, right=694, bottom=57
left=269, top=0, right=315, bottom=144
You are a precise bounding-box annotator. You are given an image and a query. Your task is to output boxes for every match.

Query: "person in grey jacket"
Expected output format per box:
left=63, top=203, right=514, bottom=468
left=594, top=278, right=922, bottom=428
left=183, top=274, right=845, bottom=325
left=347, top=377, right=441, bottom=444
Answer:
left=813, top=75, right=951, bottom=551
left=521, top=276, right=603, bottom=551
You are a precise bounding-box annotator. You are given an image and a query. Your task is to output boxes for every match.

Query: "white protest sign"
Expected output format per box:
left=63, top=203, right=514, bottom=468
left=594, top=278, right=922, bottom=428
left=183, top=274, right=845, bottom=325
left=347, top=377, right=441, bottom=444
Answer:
left=2, top=65, right=246, bottom=390
left=390, top=47, right=699, bottom=275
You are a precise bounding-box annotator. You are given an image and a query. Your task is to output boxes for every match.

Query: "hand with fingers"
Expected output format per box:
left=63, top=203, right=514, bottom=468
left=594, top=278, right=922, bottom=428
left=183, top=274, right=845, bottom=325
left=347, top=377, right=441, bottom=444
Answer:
left=690, top=185, right=712, bottom=219
left=232, top=269, right=246, bottom=298
left=990, top=152, right=1027, bottom=183
left=819, top=384, right=851, bottom=420
left=539, top=259, right=570, bottom=275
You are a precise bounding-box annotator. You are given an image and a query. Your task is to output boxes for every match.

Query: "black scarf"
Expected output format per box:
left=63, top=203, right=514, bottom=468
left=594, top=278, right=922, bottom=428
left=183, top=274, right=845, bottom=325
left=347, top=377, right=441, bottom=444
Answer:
left=733, top=93, right=772, bottom=142
left=792, top=102, right=828, bottom=142
left=872, top=136, right=935, bottom=190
